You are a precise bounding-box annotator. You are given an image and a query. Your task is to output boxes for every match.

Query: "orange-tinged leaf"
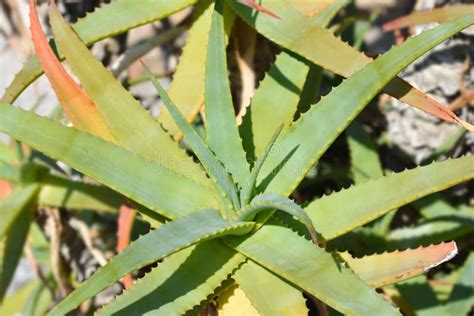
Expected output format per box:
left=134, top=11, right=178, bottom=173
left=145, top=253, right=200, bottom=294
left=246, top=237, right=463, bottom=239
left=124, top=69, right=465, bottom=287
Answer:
left=116, top=204, right=136, bottom=289
left=384, top=78, right=460, bottom=124
left=29, top=0, right=113, bottom=141
left=340, top=241, right=458, bottom=288
left=384, top=5, right=474, bottom=31
left=237, top=0, right=280, bottom=19
left=0, top=180, right=13, bottom=200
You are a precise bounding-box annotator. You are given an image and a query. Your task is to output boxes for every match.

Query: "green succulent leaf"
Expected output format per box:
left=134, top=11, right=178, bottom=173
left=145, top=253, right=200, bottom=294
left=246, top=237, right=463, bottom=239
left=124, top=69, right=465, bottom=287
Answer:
left=346, top=120, right=396, bottom=235
left=144, top=63, right=240, bottom=216
left=234, top=260, right=309, bottom=315
left=306, top=156, right=474, bottom=241
left=240, top=125, right=283, bottom=206
left=239, top=0, right=347, bottom=160
left=0, top=142, right=17, bottom=164
left=312, top=0, right=351, bottom=25
left=0, top=186, right=38, bottom=301
left=413, top=193, right=474, bottom=219
left=396, top=254, right=474, bottom=316
left=0, top=184, right=39, bottom=240
left=347, top=121, right=383, bottom=184
left=237, top=193, right=318, bottom=244
left=254, top=15, right=474, bottom=197
left=1, top=0, right=198, bottom=104
left=226, top=220, right=400, bottom=315
left=98, top=240, right=245, bottom=315
left=239, top=51, right=309, bottom=161
left=0, top=161, right=18, bottom=183
left=0, top=105, right=218, bottom=219
left=205, top=0, right=249, bottom=189
left=387, top=220, right=474, bottom=249
left=48, top=209, right=254, bottom=316
left=443, top=253, right=474, bottom=315
left=159, top=0, right=226, bottom=139
left=38, top=174, right=123, bottom=212
left=158, top=0, right=212, bottom=138
left=48, top=4, right=210, bottom=186
left=228, top=0, right=468, bottom=125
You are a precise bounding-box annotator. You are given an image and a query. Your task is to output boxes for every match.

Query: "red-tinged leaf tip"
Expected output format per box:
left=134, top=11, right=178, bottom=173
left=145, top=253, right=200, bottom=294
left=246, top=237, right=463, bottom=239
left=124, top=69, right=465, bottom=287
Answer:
left=116, top=204, right=136, bottom=289
left=29, top=0, right=113, bottom=141
left=0, top=180, right=13, bottom=200
left=341, top=241, right=459, bottom=287
left=237, top=0, right=281, bottom=19
left=393, top=77, right=474, bottom=131
left=422, top=241, right=458, bottom=272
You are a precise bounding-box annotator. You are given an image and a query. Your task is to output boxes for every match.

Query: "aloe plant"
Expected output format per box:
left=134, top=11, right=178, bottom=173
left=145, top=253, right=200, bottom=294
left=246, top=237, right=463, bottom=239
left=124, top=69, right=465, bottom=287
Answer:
left=1, top=0, right=474, bottom=315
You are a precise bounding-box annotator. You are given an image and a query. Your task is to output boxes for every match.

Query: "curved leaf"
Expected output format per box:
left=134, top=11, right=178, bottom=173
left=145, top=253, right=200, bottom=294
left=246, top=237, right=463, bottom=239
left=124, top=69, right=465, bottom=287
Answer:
left=48, top=3, right=210, bottom=185
left=306, top=156, right=474, bottom=241
left=228, top=0, right=471, bottom=127
left=98, top=240, right=245, bottom=315
left=254, top=15, right=474, bottom=196
left=1, top=0, right=197, bottom=104
left=340, top=241, right=458, bottom=288
left=237, top=193, right=318, bottom=243
left=225, top=220, right=400, bottom=315
left=0, top=105, right=218, bottom=219
left=48, top=209, right=254, bottom=316
left=29, top=0, right=113, bottom=141
left=384, top=5, right=474, bottom=31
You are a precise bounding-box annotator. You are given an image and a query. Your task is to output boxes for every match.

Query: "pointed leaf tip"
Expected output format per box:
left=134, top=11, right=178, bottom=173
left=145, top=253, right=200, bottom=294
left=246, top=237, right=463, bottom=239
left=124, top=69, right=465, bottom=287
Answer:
left=341, top=241, right=458, bottom=288
left=237, top=0, right=280, bottom=19
left=29, top=0, right=112, bottom=140
left=457, top=118, right=474, bottom=132
left=142, top=61, right=241, bottom=215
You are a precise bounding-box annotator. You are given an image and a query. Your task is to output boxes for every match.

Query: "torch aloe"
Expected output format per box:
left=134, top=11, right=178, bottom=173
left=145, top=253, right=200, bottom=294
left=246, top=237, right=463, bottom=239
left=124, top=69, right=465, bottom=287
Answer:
left=0, top=0, right=473, bottom=315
